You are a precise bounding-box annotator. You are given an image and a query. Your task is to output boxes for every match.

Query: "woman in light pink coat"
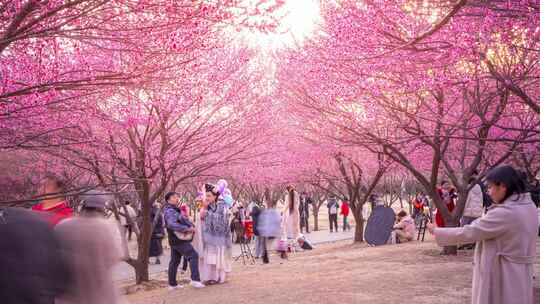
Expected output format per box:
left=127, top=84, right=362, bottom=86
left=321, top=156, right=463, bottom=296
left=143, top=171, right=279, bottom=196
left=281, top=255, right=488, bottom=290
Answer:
left=428, top=166, right=538, bottom=304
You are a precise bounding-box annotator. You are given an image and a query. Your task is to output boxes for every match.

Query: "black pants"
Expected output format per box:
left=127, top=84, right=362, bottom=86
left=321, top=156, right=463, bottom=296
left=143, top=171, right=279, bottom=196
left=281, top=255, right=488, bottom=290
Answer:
left=342, top=216, right=350, bottom=231
left=168, top=242, right=200, bottom=286
left=181, top=255, right=188, bottom=271
left=124, top=225, right=133, bottom=241
left=300, top=216, right=310, bottom=233
left=261, top=237, right=270, bottom=264
left=329, top=214, right=338, bottom=232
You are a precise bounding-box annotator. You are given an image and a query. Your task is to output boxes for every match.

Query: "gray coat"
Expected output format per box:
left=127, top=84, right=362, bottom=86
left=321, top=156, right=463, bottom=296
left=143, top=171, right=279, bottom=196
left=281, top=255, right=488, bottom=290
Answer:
left=55, top=217, right=122, bottom=304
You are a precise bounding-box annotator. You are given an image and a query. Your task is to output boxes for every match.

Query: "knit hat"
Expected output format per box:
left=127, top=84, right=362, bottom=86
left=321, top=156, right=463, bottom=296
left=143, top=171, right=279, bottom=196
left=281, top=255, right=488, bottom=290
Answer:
left=80, top=190, right=110, bottom=209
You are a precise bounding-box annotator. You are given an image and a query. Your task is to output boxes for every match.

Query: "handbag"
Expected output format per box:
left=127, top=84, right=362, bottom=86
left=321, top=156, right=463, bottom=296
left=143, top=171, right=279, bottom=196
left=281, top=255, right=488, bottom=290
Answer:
left=276, top=238, right=288, bottom=252
left=174, top=230, right=194, bottom=241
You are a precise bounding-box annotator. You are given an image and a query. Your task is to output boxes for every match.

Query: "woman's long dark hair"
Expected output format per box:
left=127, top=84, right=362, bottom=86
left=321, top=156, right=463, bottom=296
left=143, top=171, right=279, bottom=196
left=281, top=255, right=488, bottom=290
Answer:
left=485, top=165, right=526, bottom=202
left=287, top=186, right=295, bottom=214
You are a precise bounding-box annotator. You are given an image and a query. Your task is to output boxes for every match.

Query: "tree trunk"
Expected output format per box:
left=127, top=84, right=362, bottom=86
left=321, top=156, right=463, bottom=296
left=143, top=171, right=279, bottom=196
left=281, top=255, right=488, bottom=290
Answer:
left=313, top=211, right=319, bottom=231
left=352, top=208, right=364, bottom=243
left=441, top=218, right=459, bottom=255
left=134, top=181, right=152, bottom=283
left=134, top=260, right=149, bottom=284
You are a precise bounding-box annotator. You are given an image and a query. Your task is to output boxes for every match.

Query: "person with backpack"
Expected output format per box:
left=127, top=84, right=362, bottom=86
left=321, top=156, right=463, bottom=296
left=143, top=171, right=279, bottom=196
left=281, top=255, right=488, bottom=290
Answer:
left=327, top=196, right=340, bottom=233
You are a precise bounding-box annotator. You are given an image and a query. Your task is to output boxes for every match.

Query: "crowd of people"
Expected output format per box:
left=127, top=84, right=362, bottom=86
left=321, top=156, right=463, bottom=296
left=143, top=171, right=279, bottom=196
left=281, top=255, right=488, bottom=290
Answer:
left=1, top=164, right=539, bottom=304
left=1, top=177, right=123, bottom=304
left=145, top=183, right=326, bottom=287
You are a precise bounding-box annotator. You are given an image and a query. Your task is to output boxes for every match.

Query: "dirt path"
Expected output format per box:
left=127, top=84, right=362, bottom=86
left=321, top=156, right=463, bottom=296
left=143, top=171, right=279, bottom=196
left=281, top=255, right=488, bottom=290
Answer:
left=126, top=238, right=540, bottom=304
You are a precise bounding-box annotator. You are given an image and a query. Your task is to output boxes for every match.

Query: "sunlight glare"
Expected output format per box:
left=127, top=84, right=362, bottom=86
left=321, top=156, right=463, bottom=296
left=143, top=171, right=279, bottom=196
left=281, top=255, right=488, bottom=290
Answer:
left=232, top=0, right=322, bottom=50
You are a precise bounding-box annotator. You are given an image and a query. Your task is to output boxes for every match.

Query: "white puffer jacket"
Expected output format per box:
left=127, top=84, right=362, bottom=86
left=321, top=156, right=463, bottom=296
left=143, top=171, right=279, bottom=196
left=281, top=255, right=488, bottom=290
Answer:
left=463, top=184, right=484, bottom=218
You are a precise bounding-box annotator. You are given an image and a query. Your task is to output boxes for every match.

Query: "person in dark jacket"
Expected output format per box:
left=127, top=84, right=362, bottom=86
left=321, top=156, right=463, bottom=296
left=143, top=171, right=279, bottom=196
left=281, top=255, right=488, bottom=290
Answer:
left=0, top=207, right=70, bottom=304
left=149, top=203, right=165, bottom=265
left=250, top=202, right=263, bottom=258
left=163, top=192, right=205, bottom=289
left=327, top=196, right=340, bottom=233
left=299, top=192, right=311, bottom=233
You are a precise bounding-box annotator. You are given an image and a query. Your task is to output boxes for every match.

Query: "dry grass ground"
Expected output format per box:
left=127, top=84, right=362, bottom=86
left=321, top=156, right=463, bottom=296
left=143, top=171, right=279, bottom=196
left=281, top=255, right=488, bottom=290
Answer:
left=125, top=237, right=540, bottom=304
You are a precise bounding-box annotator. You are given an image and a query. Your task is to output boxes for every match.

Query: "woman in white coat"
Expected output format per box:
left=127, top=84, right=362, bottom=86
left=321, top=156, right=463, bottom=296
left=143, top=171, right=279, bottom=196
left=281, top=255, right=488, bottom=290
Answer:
left=428, top=165, right=538, bottom=304
left=282, top=185, right=300, bottom=240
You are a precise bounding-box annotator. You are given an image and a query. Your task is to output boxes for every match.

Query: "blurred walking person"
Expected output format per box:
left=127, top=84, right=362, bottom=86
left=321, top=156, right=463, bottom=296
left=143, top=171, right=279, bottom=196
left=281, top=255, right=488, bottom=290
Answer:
left=55, top=190, right=123, bottom=304
left=0, top=207, right=69, bottom=304
left=257, top=203, right=282, bottom=264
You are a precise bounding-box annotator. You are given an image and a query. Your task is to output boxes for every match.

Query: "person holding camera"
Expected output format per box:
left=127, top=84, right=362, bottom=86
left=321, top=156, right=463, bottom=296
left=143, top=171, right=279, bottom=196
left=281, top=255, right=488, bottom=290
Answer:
left=163, top=192, right=205, bottom=289
left=428, top=166, right=538, bottom=304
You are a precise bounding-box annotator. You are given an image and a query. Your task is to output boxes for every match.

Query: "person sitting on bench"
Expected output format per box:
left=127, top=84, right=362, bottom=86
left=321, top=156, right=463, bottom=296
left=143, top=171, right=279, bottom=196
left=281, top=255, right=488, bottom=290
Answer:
left=393, top=210, right=416, bottom=243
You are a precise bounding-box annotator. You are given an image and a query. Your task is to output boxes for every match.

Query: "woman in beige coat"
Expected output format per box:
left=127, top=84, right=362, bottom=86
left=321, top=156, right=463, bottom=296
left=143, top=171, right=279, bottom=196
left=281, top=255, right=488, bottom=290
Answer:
left=428, top=166, right=538, bottom=304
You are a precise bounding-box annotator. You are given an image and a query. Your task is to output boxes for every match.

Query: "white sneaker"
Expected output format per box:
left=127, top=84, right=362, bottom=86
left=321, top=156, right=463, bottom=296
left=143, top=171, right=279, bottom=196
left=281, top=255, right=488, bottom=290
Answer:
left=190, top=281, right=205, bottom=288
left=168, top=285, right=183, bottom=291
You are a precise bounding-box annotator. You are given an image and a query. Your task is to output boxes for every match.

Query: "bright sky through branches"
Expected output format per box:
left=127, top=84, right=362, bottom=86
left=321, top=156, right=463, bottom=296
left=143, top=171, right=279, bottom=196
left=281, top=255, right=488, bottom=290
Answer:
left=232, top=0, right=322, bottom=50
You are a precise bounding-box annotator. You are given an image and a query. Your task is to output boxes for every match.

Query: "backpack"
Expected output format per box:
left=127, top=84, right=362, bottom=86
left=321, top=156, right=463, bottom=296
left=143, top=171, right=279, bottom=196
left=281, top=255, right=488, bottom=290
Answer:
left=328, top=199, right=338, bottom=214
left=479, top=182, right=494, bottom=210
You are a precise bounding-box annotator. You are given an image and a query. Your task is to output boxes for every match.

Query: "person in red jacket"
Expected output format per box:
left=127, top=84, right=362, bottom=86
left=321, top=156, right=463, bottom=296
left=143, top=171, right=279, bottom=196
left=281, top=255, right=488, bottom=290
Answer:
left=435, top=181, right=456, bottom=227
left=340, top=199, right=351, bottom=231
left=32, top=175, right=73, bottom=226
